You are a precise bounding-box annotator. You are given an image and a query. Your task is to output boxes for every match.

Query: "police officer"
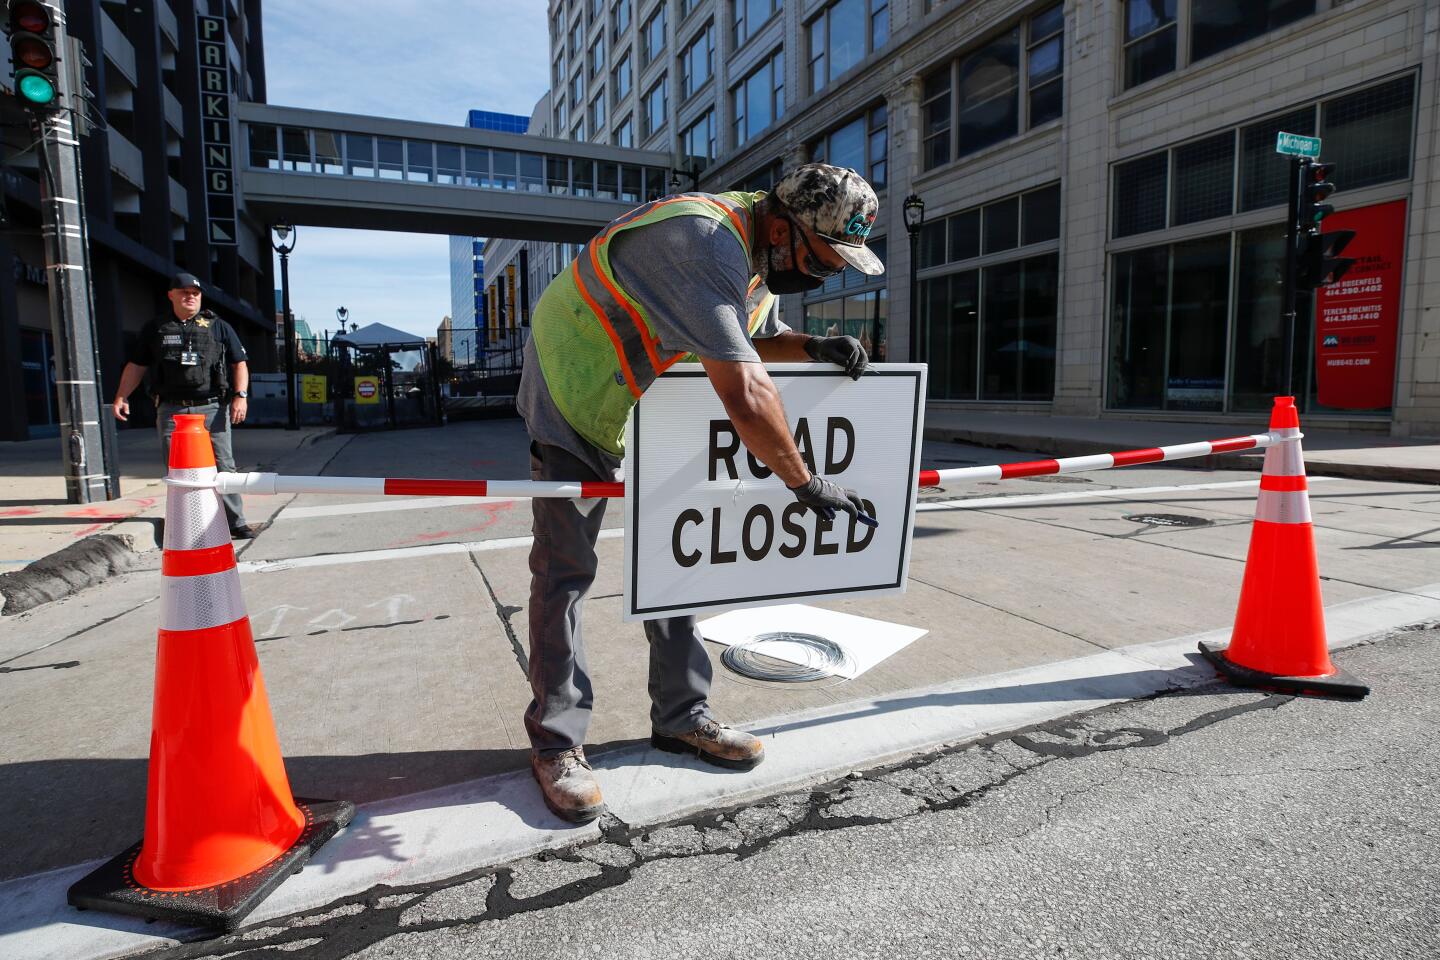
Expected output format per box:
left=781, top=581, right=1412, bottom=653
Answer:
left=112, top=273, right=257, bottom=539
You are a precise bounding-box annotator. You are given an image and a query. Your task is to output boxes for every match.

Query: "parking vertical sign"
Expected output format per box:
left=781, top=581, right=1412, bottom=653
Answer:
left=196, top=15, right=237, bottom=245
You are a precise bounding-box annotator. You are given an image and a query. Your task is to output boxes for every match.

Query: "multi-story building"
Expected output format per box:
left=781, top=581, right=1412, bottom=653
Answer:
left=481, top=0, right=1438, bottom=437
left=436, top=314, right=454, bottom=363
left=447, top=110, right=531, bottom=359
left=0, top=0, right=275, bottom=441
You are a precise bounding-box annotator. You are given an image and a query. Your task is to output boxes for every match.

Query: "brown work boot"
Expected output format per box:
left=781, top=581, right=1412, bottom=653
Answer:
left=530, top=747, right=605, bottom=824
left=651, top=720, right=764, bottom=770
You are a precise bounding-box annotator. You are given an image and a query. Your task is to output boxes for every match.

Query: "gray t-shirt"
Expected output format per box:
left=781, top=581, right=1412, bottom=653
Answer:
left=518, top=214, right=787, bottom=480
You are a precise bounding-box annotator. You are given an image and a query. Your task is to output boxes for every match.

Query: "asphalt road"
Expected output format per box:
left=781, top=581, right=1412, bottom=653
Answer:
left=156, top=624, right=1440, bottom=960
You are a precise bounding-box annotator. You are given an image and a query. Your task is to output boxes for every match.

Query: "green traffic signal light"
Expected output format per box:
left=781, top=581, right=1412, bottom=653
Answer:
left=8, top=0, right=61, bottom=112
left=15, top=67, right=55, bottom=105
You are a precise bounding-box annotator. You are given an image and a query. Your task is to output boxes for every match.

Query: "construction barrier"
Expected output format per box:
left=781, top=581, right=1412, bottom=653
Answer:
left=68, top=415, right=355, bottom=931
left=206, top=430, right=1283, bottom=500
left=72, top=399, right=1359, bottom=930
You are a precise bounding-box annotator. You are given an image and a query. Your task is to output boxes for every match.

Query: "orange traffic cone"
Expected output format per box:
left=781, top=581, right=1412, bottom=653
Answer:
left=69, top=415, right=353, bottom=930
left=1198, top=397, right=1368, bottom=699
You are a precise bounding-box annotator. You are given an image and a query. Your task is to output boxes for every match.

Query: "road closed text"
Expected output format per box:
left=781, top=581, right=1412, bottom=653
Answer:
left=670, top=417, right=875, bottom=567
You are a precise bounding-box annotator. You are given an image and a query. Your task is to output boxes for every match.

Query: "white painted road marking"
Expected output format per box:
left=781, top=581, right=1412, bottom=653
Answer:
left=278, top=495, right=522, bottom=520
left=916, top=476, right=1334, bottom=513
left=239, top=529, right=627, bottom=573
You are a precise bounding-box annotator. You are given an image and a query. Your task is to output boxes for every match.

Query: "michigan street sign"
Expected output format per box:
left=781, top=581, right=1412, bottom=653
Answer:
left=1276, top=131, right=1321, bottom=158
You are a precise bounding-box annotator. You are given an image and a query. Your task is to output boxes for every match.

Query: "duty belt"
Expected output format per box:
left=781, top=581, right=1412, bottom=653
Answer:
left=157, top=395, right=222, bottom=406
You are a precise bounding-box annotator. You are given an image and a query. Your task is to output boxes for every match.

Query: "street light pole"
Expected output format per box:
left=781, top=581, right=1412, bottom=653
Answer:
left=903, top=193, right=926, bottom=363
left=271, top=222, right=298, bottom=430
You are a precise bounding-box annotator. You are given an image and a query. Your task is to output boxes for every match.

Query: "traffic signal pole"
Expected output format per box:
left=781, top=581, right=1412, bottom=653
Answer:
left=23, top=1, right=119, bottom=502
left=1281, top=157, right=1303, bottom=400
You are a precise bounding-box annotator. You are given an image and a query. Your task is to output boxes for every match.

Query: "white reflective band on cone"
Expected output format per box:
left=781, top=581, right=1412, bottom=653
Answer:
left=1255, top=489, right=1312, bottom=525
left=160, top=568, right=249, bottom=632
left=1262, top=438, right=1307, bottom=478
left=164, top=467, right=230, bottom=551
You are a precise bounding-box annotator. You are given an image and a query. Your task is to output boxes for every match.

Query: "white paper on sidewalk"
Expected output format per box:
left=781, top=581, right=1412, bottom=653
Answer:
left=698, top=603, right=927, bottom=680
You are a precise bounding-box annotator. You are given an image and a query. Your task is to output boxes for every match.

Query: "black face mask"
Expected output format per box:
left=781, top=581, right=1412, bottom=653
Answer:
left=763, top=223, right=829, bottom=294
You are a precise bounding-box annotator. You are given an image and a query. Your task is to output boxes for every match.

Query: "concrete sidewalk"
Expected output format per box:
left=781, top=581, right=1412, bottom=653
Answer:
left=0, top=425, right=343, bottom=612
left=924, top=409, right=1440, bottom=484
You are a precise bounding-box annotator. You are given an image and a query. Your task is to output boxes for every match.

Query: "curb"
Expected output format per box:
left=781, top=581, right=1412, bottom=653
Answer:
left=0, top=531, right=150, bottom=615
left=922, top=426, right=1440, bottom=486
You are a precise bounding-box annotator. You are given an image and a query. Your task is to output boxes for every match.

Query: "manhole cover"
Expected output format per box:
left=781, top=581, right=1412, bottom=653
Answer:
left=1123, top=513, right=1213, bottom=528
left=1024, top=474, right=1093, bottom=484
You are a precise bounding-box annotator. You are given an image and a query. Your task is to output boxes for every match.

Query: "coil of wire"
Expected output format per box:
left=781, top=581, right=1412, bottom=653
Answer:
left=720, top=631, right=852, bottom=683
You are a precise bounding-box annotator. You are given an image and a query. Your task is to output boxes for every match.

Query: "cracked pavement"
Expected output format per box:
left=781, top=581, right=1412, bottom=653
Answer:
left=151, top=624, right=1440, bottom=960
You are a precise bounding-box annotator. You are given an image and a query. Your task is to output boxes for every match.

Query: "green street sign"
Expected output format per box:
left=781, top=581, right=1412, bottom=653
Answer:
left=1275, top=131, right=1321, bottom=158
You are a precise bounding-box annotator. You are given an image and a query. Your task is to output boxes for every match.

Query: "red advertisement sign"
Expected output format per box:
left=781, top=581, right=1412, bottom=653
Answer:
left=1314, top=199, right=1407, bottom=410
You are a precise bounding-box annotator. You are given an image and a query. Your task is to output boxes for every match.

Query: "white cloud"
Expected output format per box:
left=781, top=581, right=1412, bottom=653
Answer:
left=261, top=2, right=549, bottom=340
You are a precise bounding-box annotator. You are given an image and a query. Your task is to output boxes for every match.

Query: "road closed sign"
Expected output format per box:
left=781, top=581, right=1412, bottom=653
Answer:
left=623, top=364, right=926, bottom=621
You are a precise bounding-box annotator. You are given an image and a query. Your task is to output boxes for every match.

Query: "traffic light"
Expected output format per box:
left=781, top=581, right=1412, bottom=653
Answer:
left=1297, top=161, right=1336, bottom=229
left=7, top=0, right=61, bottom=111
left=1295, top=160, right=1356, bottom=289
left=1298, top=228, right=1356, bottom=289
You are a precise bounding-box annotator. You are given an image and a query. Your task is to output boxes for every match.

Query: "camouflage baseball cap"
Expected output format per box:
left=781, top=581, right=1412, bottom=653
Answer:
left=771, top=163, right=885, bottom=276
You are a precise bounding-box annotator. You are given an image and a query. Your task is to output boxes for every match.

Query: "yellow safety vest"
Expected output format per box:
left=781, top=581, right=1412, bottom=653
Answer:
left=530, top=191, right=776, bottom=457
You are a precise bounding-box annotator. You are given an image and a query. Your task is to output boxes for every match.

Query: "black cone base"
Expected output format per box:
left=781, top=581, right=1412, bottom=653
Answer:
left=1198, top=641, right=1369, bottom=701
left=67, top=798, right=355, bottom=933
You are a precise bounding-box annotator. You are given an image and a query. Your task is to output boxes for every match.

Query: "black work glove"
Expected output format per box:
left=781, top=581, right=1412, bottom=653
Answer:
left=804, top=335, right=868, bottom=380
left=788, top=474, right=875, bottom=526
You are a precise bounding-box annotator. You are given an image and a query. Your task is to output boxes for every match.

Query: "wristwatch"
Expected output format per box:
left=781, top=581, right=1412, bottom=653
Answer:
left=233, top=390, right=248, bottom=399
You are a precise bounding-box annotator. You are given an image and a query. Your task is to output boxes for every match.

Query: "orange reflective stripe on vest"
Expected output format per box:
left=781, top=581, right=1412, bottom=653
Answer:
left=576, top=193, right=754, bottom=392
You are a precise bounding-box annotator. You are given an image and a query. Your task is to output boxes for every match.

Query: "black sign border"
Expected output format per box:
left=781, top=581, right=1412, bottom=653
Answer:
left=627, top=367, right=924, bottom=619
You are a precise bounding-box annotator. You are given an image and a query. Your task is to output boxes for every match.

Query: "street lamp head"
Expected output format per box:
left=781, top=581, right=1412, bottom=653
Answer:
left=336, top=305, right=349, bottom=323
left=902, top=193, right=926, bottom=235
left=271, top=220, right=296, bottom=253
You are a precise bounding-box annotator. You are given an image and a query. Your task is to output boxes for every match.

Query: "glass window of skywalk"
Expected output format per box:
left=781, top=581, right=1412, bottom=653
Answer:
left=245, top=124, right=667, bottom=204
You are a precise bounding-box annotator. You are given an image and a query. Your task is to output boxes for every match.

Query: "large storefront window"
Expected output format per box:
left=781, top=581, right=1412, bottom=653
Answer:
left=1107, top=77, right=1412, bottom=416
left=1109, top=236, right=1228, bottom=411
left=800, top=238, right=889, bottom=361
left=923, top=253, right=1057, bottom=402
left=1231, top=225, right=1308, bottom=412
left=1110, top=228, right=1368, bottom=415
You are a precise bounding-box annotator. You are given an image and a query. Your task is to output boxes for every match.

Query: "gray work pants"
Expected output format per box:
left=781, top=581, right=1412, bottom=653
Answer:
left=525, top=442, right=713, bottom=755
left=157, top=401, right=247, bottom=530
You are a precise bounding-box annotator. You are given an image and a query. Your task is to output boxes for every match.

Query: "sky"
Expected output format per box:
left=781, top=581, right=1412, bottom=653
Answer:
left=261, top=1, right=550, bottom=339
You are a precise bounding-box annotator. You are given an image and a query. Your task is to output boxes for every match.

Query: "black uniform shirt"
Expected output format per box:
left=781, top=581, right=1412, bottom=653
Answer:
left=130, top=311, right=248, bottom=367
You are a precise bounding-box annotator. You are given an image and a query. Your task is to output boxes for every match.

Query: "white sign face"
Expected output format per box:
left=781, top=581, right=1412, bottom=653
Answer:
left=623, top=363, right=927, bottom=621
